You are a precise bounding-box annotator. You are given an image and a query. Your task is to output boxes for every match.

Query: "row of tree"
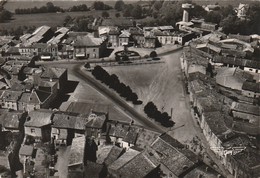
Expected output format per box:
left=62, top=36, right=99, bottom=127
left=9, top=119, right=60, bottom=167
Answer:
left=15, top=2, right=63, bottom=14
left=92, top=66, right=142, bottom=105
left=14, top=1, right=112, bottom=14
left=0, top=25, right=36, bottom=36
left=144, top=102, right=175, bottom=127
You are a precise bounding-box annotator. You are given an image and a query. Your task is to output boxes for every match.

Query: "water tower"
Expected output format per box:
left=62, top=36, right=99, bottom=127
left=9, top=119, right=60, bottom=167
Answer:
left=182, top=3, right=194, bottom=22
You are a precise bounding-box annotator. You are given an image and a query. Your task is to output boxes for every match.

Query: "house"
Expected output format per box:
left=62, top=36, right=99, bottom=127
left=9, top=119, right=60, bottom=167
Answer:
left=0, top=90, right=23, bottom=110
left=226, top=148, right=260, bottom=178
left=215, top=67, right=254, bottom=91
left=129, top=28, right=144, bottom=47
left=73, top=35, right=106, bottom=59
left=108, top=29, right=120, bottom=47
left=118, top=30, right=130, bottom=46
left=148, top=134, right=199, bottom=177
left=25, top=26, right=54, bottom=45
left=106, top=121, right=130, bottom=147
left=96, top=145, right=123, bottom=166
left=24, top=109, right=54, bottom=142
left=230, top=102, right=260, bottom=125
left=68, top=136, right=86, bottom=178
left=85, top=111, right=107, bottom=138
left=241, top=81, right=260, bottom=98
left=0, top=110, right=27, bottom=132
left=40, top=67, right=67, bottom=90
left=108, top=148, right=140, bottom=177
left=51, top=111, right=87, bottom=146
left=110, top=151, right=160, bottom=178
left=144, top=35, right=156, bottom=48
left=19, top=145, right=36, bottom=175
left=18, top=89, right=54, bottom=112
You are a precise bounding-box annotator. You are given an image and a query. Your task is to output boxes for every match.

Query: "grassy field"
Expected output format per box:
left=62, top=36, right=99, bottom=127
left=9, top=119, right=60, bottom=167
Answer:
left=0, top=10, right=118, bottom=30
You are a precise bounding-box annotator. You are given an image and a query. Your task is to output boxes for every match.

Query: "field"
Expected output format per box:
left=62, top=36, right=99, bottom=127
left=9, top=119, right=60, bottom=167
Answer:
left=0, top=10, right=117, bottom=30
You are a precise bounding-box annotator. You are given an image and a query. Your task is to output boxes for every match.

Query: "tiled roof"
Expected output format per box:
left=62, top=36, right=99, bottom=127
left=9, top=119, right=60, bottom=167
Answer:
left=117, top=152, right=158, bottom=178
left=231, top=102, right=260, bottom=116
left=0, top=110, right=24, bottom=129
left=73, top=35, right=103, bottom=47
left=108, top=148, right=140, bottom=171
left=19, top=90, right=51, bottom=104
left=123, top=127, right=139, bottom=144
left=242, top=81, right=260, bottom=93
left=52, top=111, right=87, bottom=130
left=96, top=145, right=123, bottom=165
left=203, top=111, right=234, bottom=140
left=0, top=90, right=23, bottom=101
left=150, top=135, right=198, bottom=176
left=107, top=122, right=129, bottom=138
left=41, top=67, right=66, bottom=79
left=25, top=109, right=53, bottom=127
left=68, top=136, right=85, bottom=166
left=232, top=148, right=260, bottom=168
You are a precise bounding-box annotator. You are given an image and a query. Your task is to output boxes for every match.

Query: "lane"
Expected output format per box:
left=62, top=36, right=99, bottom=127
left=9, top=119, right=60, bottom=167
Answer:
left=71, top=64, right=164, bottom=133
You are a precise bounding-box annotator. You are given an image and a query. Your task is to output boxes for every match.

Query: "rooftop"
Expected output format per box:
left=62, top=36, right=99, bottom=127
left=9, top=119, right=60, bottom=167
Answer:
left=41, top=67, right=66, bottom=79
left=52, top=111, right=87, bottom=130
left=0, top=90, right=23, bottom=101
left=231, top=102, right=260, bottom=116
left=73, top=35, right=103, bottom=47
left=0, top=110, right=24, bottom=130
left=116, top=152, right=158, bottom=178
left=242, top=81, right=260, bottom=93
left=68, top=136, right=86, bottom=166
left=108, top=148, right=140, bottom=171
left=25, top=109, right=53, bottom=127
left=96, top=145, right=123, bottom=166
left=150, top=135, right=198, bottom=176
left=19, top=145, right=34, bottom=156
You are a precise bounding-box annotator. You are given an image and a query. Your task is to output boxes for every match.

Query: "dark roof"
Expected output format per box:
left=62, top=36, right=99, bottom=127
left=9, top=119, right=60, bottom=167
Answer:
left=232, top=148, right=260, bottom=168
left=84, top=161, right=103, bottom=178
left=116, top=153, right=158, bottom=178
left=107, top=122, right=129, bottom=138
left=123, top=127, right=139, bottom=144
left=231, top=102, right=260, bottom=116
left=150, top=136, right=198, bottom=176
left=213, top=56, right=260, bottom=69
left=52, top=111, right=87, bottom=130
left=242, top=81, right=260, bottom=93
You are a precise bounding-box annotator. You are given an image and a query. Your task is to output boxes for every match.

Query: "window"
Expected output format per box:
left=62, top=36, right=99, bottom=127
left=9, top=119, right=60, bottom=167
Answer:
left=93, top=49, right=96, bottom=52
left=31, top=128, right=35, bottom=133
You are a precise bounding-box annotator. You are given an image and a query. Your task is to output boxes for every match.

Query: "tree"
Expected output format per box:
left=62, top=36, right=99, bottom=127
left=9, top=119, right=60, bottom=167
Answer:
left=0, top=10, right=12, bottom=23
left=123, top=5, right=132, bottom=17
left=204, top=11, right=222, bottom=24
left=63, top=15, right=72, bottom=26
left=114, top=0, right=125, bottom=11
left=115, top=12, right=121, bottom=18
left=102, top=11, right=110, bottom=19
left=46, top=2, right=55, bottom=12
left=131, top=5, right=143, bottom=19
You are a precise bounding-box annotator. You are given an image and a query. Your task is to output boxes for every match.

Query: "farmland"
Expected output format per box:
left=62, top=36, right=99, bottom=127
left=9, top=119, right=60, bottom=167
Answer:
left=0, top=10, right=116, bottom=30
